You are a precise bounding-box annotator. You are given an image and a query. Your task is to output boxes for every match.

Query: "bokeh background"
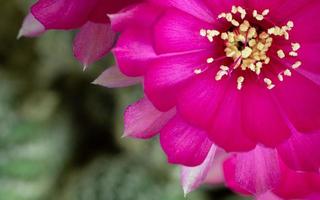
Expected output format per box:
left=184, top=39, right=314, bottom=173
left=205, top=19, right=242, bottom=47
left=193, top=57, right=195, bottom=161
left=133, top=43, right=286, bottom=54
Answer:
left=0, top=1, right=250, bottom=200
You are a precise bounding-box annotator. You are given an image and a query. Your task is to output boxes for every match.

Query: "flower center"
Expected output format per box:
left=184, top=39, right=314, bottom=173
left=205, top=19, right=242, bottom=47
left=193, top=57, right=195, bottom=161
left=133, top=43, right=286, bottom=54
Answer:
left=197, top=6, right=302, bottom=90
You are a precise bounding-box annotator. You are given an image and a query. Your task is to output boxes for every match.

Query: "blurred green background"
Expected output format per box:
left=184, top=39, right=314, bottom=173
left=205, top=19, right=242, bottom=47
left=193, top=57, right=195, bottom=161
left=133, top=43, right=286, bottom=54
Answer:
left=0, top=1, right=250, bottom=200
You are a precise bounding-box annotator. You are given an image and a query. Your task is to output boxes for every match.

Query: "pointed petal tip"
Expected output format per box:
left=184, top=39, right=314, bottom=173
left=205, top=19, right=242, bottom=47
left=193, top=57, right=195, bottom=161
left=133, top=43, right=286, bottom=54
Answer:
left=16, top=29, right=23, bottom=40
left=183, top=186, right=191, bottom=198
left=83, top=64, right=89, bottom=71
left=19, top=13, right=45, bottom=38
left=121, top=132, right=129, bottom=138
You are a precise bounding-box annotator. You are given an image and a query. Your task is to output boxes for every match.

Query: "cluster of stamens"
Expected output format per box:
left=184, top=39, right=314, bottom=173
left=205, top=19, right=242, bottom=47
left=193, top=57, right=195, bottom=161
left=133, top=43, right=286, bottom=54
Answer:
left=196, top=6, right=302, bottom=90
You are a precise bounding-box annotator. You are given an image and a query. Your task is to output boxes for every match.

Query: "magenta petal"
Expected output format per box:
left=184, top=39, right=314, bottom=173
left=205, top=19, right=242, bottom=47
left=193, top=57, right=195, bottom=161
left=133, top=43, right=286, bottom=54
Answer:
left=123, top=98, right=175, bottom=139
left=242, top=83, right=291, bottom=147
left=224, top=146, right=280, bottom=194
left=255, top=192, right=282, bottom=200
left=294, top=43, right=320, bottom=86
left=114, top=28, right=156, bottom=77
left=18, top=13, right=45, bottom=38
left=109, top=3, right=163, bottom=32
left=149, top=0, right=215, bottom=23
left=154, top=9, right=212, bottom=54
left=208, top=81, right=256, bottom=152
left=144, top=49, right=211, bottom=111
left=277, top=129, right=320, bottom=172
left=289, top=2, right=320, bottom=43
left=273, top=160, right=320, bottom=199
left=31, top=0, right=97, bottom=29
left=223, top=155, right=251, bottom=195
left=73, top=22, right=116, bottom=68
left=273, top=71, right=320, bottom=133
left=160, top=115, right=212, bottom=166
left=93, top=66, right=141, bottom=88
left=177, top=71, right=227, bottom=129
left=307, top=194, right=320, bottom=200
left=181, top=145, right=217, bottom=195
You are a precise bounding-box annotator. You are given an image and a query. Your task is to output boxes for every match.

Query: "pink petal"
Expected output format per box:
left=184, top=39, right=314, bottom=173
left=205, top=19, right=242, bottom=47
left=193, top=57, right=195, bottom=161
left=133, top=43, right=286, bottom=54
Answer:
left=273, top=160, right=320, bottom=199
left=180, top=144, right=217, bottom=195
left=289, top=2, right=320, bottom=43
left=144, top=49, right=212, bottom=111
left=277, top=129, right=320, bottom=172
left=123, top=98, right=175, bottom=139
left=224, top=146, right=281, bottom=194
left=92, top=65, right=141, bottom=88
left=73, top=22, right=116, bottom=68
left=255, top=192, right=282, bottom=200
left=113, top=28, right=156, bottom=76
left=177, top=69, right=227, bottom=129
left=273, top=71, right=320, bottom=133
left=208, top=79, right=256, bottom=152
left=160, top=115, right=212, bottom=166
left=223, top=155, right=252, bottom=195
left=109, top=3, right=163, bottom=32
left=88, top=0, right=141, bottom=23
left=18, top=13, right=45, bottom=38
left=31, top=0, right=97, bottom=29
left=294, top=43, right=320, bottom=86
left=204, top=0, right=245, bottom=15
left=242, top=82, right=291, bottom=147
left=307, top=194, right=320, bottom=200
left=149, top=0, right=215, bottom=23
left=204, top=148, right=229, bottom=185
left=153, top=9, right=213, bottom=54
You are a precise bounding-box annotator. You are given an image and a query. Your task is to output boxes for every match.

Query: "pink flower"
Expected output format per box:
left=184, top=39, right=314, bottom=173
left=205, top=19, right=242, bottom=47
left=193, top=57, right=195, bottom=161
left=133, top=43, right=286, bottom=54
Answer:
left=224, top=145, right=320, bottom=199
left=105, top=0, right=320, bottom=196
left=19, top=0, right=140, bottom=68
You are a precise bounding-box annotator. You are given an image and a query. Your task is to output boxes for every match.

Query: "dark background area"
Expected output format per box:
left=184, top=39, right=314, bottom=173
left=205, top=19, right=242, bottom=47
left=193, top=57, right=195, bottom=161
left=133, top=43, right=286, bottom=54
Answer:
left=0, top=1, right=249, bottom=199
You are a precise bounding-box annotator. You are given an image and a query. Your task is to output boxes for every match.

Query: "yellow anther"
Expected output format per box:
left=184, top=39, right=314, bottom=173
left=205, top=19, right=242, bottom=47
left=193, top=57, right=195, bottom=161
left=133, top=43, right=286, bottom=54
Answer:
left=264, top=57, right=270, bottom=64
left=248, top=27, right=257, bottom=38
left=194, top=69, right=202, bottom=74
left=221, top=32, right=228, bottom=40
left=292, top=61, right=302, bottom=69
left=264, top=78, right=275, bottom=89
left=287, top=21, right=294, bottom=28
left=257, top=42, right=265, bottom=51
left=215, top=70, right=228, bottom=81
left=241, top=47, right=253, bottom=58
left=248, top=39, right=256, bottom=47
left=277, top=50, right=285, bottom=59
left=218, top=12, right=226, bottom=19
left=226, top=13, right=233, bottom=22
left=253, top=10, right=258, bottom=17
left=232, top=6, right=237, bottom=14
left=291, top=43, right=301, bottom=51
left=240, top=20, right=250, bottom=32
left=289, top=51, right=298, bottom=57
left=284, top=69, right=292, bottom=76
left=237, top=6, right=247, bottom=19
left=256, top=14, right=264, bottom=21
left=231, top=19, right=240, bottom=27
left=200, top=29, right=207, bottom=37
left=237, top=76, right=245, bottom=90
left=264, top=78, right=272, bottom=85
left=268, top=27, right=275, bottom=35
left=206, top=57, right=214, bottom=63
left=278, top=73, right=284, bottom=81
left=220, top=65, right=229, bottom=71
left=262, top=9, right=270, bottom=16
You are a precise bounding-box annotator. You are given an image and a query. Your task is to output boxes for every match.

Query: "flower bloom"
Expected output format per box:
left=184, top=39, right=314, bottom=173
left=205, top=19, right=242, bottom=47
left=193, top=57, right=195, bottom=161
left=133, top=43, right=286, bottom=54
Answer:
left=19, top=0, right=140, bottom=68
left=98, top=0, right=320, bottom=197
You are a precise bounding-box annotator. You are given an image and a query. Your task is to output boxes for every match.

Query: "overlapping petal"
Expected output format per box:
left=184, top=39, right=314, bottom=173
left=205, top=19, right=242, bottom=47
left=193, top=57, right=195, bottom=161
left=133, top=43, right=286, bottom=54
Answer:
left=160, top=115, right=212, bottom=166
left=123, top=98, right=175, bottom=139
left=73, top=22, right=116, bottom=68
